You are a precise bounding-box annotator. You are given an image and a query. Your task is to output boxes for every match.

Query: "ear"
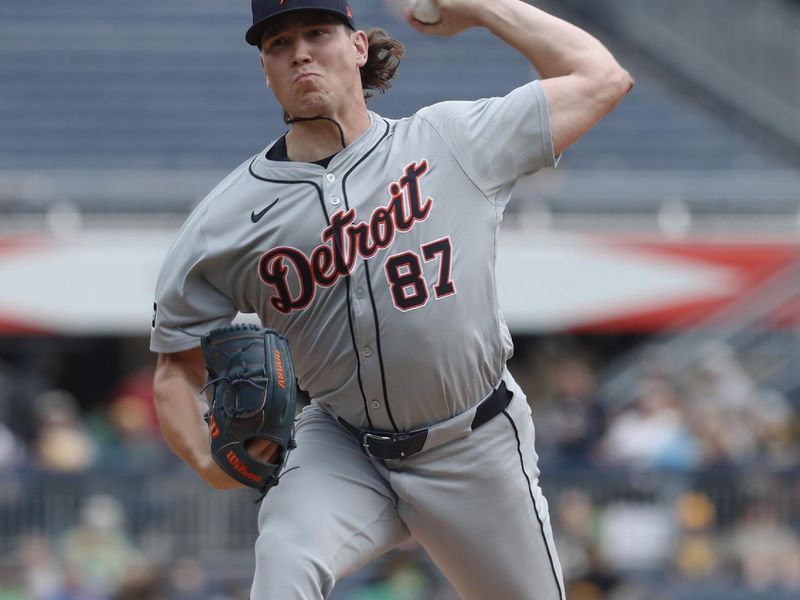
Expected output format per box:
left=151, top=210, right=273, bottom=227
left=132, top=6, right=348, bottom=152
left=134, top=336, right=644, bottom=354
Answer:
left=353, top=30, right=369, bottom=68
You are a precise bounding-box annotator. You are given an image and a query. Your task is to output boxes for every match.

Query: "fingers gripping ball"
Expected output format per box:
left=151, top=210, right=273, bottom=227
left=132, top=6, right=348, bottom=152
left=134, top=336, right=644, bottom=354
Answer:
left=410, top=0, right=441, bottom=24
left=201, top=324, right=297, bottom=497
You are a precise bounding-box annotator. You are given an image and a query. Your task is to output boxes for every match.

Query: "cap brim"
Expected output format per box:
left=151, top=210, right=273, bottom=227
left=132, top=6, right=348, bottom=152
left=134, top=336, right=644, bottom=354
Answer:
left=246, top=8, right=355, bottom=46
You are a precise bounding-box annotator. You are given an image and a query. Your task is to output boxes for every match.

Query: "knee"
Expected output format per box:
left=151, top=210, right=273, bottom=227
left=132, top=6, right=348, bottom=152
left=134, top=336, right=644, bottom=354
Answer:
left=251, top=530, right=334, bottom=600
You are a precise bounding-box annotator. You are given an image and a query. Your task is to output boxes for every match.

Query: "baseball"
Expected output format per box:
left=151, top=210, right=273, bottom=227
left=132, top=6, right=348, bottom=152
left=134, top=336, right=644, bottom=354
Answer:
left=410, top=0, right=441, bottom=25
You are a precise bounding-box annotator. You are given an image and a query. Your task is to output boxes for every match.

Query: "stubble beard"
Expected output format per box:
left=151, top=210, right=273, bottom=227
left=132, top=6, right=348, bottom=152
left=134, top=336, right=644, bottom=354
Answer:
left=292, top=85, right=333, bottom=118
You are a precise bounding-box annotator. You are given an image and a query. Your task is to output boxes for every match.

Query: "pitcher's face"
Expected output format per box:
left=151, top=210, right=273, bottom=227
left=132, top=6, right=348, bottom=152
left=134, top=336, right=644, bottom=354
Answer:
left=259, top=13, right=368, bottom=119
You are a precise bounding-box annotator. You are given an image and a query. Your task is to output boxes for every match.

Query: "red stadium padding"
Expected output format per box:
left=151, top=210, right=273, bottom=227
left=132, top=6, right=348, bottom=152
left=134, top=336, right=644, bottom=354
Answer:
left=0, top=230, right=797, bottom=335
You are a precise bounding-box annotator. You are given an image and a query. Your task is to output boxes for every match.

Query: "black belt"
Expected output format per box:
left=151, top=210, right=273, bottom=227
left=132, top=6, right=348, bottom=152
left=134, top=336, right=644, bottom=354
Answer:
left=338, top=381, right=513, bottom=460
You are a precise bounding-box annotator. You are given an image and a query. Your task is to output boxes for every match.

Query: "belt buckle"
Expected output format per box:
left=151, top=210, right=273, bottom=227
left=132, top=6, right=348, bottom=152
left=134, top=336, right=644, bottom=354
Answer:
left=361, top=432, right=415, bottom=459
left=361, top=433, right=394, bottom=459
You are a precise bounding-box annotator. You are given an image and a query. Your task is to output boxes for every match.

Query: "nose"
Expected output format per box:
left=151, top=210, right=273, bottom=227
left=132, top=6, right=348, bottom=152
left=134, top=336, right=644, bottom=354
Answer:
left=290, top=38, right=313, bottom=66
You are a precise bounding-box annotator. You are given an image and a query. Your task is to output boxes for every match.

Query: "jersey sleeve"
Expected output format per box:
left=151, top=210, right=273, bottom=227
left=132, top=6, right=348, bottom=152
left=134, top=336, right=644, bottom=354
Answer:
left=417, top=81, right=557, bottom=199
left=149, top=213, right=237, bottom=354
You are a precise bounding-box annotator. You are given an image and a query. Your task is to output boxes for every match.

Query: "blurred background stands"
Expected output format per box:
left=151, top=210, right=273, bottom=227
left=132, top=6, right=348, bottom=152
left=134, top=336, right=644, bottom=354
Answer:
left=0, top=1, right=799, bottom=599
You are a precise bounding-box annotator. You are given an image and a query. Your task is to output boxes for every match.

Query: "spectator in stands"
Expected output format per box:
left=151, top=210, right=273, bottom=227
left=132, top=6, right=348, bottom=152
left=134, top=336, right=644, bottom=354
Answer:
left=552, top=489, right=599, bottom=584
left=684, top=341, right=795, bottom=468
left=57, top=495, right=146, bottom=599
left=33, top=391, right=97, bottom=473
left=723, top=499, right=800, bottom=592
left=598, top=375, right=700, bottom=469
left=89, top=368, right=169, bottom=468
left=672, top=491, right=720, bottom=583
left=0, top=360, right=38, bottom=447
left=598, top=492, right=677, bottom=574
left=565, top=545, right=622, bottom=600
left=751, top=389, right=798, bottom=468
left=17, top=534, right=68, bottom=600
left=538, top=356, right=605, bottom=466
left=107, top=368, right=161, bottom=438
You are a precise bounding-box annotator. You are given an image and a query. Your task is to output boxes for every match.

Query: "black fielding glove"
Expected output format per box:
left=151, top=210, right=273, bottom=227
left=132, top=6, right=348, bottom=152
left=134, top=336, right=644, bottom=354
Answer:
left=201, top=324, right=297, bottom=497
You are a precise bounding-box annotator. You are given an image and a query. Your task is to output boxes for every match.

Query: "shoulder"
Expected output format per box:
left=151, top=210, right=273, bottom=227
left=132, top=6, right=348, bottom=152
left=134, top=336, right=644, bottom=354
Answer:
left=415, top=81, right=544, bottom=123
left=168, top=153, right=261, bottom=251
left=185, top=152, right=267, bottom=229
left=196, top=155, right=260, bottom=217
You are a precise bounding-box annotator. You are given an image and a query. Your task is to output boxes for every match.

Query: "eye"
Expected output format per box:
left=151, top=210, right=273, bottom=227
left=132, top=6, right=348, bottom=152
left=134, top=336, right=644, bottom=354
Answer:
left=267, top=37, right=288, bottom=50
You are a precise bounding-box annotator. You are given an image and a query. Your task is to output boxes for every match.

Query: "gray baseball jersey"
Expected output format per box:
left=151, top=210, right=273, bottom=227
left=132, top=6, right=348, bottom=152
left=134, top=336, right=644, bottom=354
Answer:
left=151, top=81, right=553, bottom=430
left=151, top=81, right=564, bottom=600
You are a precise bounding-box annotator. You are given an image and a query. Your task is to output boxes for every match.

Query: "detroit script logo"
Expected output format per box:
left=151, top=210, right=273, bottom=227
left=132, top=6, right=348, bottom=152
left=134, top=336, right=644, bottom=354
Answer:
left=258, top=161, right=441, bottom=314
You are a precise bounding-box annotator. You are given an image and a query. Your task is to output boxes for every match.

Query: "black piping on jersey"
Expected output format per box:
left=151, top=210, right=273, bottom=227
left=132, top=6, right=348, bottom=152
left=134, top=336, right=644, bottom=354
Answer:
left=362, top=260, right=397, bottom=431
left=502, top=411, right=565, bottom=600
left=248, top=157, right=329, bottom=222
left=343, top=275, right=375, bottom=429
left=340, top=119, right=400, bottom=432
left=248, top=156, right=375, bottom=423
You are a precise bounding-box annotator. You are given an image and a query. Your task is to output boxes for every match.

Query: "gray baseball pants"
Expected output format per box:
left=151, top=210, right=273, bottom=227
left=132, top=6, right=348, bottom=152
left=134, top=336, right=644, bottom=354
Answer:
left=251, top=370, right=565, bottom=600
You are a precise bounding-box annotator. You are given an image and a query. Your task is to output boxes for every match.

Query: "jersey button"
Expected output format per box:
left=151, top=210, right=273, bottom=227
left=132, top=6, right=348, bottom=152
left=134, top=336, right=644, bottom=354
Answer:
left=362, top=346, right=372, bottom=357
left=326, top=173, right=336, bottom=182
left=370, top=400, right=381, bottom=410
left=355, top=288, right=365, bottom=299
left=331, top=197, right=341, bottom=206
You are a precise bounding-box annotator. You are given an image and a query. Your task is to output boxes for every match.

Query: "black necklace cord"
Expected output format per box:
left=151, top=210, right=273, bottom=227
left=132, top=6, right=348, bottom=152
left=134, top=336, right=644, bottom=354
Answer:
left=285, top=114, right=347, bottom=150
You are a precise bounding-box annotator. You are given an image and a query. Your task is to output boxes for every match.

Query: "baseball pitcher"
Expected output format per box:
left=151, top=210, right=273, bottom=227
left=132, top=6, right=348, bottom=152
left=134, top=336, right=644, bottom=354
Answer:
left=150, top=1, right=633, bottom=598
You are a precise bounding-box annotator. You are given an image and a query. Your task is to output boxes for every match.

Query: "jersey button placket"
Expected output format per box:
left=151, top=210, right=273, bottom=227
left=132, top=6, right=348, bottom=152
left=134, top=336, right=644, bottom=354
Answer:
left=350, top=266, right=382, bottom=424
left=323, top=173, right=339, bottom=207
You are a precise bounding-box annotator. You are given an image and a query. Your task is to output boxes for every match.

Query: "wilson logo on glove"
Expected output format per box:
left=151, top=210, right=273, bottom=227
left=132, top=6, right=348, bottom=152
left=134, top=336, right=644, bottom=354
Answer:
left=227, top=450, right=263, bottom=484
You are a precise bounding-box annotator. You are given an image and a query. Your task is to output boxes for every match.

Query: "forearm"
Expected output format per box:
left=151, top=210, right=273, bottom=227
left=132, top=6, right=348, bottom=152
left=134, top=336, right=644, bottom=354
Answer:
left=153, top=348, right=272, bottom=489
left=153, top=368, right=211, bottom=474
left=479, top=0, right=623, bottom=79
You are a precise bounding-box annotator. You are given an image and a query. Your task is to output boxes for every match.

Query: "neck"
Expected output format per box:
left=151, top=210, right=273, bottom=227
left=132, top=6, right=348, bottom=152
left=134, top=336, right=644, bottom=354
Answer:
left=285, top=106, right=370, bottom=163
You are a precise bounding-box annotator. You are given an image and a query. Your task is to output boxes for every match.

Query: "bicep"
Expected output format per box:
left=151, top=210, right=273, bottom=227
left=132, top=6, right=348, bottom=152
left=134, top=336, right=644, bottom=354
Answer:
left=540, top=68, right=632, bottom=156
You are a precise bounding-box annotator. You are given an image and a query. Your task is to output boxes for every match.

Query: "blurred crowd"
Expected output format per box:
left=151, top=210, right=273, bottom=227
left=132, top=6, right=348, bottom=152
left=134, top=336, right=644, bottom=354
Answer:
left=530, top=338, right=798, bottom=471
left=0, top=366, right=169, bottom=476
left=523, top=337, right=800, bottom=599
left=0, top=496, right=252, bottom=600
left=0, top=335, right=798, bottom=599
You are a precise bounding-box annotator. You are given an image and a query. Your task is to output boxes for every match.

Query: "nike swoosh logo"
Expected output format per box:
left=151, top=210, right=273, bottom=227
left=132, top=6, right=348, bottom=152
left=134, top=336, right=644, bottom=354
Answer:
left=251, top=198, right=280, bottom=223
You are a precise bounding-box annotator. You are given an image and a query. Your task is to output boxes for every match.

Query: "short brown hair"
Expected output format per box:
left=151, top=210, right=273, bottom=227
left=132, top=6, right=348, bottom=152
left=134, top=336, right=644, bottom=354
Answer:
left=361, top=28, right=405, bottom=100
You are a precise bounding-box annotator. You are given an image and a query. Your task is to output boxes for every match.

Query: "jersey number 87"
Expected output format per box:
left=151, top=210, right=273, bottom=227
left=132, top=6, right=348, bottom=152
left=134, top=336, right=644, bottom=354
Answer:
left=384, top=237, right=456, bottom=311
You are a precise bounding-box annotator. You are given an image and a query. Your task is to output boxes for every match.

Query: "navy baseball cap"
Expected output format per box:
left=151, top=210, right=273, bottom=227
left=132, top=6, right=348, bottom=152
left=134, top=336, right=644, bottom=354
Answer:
left=246, top=0, right=356, bottom=46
